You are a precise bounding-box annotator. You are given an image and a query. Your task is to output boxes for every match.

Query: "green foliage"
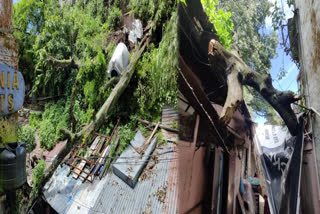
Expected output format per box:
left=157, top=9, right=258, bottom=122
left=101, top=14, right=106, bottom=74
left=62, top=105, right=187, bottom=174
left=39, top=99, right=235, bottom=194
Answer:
left=107, top=5, right=122, bottom=30
left=28, top=113, right=42, bottom=129
left=32, top=159, right=46, bottom=189
left=14, top=0, right=112, bottom=97
left=128, top=0, right=175, bottom=26
left=77, top=148, right=89, bottom=157
left=117, top=122, right=136, bottom=154
left=36, top=98, right=93, bottom=150
left=78, top=50, right=108, bottom=110
left=180, top=0, right=187, bottom=5
left=13, top=0, right=178, bottom=156
left=171, top=120, right=178, bottom=129
left=271, top=1, right=286, bottom=31
left=220, top=0, right=278, bottom=121
left=18, top=125, right=36, bottom=152
left=38, top=100, right=67, bottom=149
left=13, top=0, right=47, bottom=84
left=39, top=119, right=56, bottom=150
left=201, top=0, right=234, bottom=49
left=157, top=131, right=167, bottom=146
left=221, top=0, right=278, bottom=75
left=138, top=123, right=150, bottom=137
left=134, top=12, right=178, bottom=120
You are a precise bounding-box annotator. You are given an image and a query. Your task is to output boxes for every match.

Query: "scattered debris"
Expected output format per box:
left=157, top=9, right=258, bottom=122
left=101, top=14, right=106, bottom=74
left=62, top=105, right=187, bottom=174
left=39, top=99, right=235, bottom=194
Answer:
left=113, top=130, right=158, bottom=188
left=128, top=19, right=143, bottom=44
left=111, top=181, right=118, bottom=187
left=154, top=185, right=167, bottom=203
left=107, top=42, right=130, bottom=78
left=142, top=208, right=152, bottom=214
left=140, top=153, right=158, bottom=181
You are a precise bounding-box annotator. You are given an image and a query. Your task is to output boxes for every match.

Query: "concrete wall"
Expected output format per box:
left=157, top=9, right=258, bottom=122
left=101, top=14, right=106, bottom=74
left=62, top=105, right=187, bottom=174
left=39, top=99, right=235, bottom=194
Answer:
left=294, top=0, right=320, bottom=212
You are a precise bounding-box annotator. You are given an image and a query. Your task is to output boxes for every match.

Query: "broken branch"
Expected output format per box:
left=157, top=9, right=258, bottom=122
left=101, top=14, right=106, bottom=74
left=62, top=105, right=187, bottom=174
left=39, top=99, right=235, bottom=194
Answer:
left=208, top=39, right=300, bottom=135
left=137, top=118, right=178, bottom=133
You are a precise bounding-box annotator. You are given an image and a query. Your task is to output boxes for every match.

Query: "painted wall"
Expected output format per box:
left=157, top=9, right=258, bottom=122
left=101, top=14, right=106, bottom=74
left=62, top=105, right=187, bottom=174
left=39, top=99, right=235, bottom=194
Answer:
left=294, top=0, right=320, bottom=212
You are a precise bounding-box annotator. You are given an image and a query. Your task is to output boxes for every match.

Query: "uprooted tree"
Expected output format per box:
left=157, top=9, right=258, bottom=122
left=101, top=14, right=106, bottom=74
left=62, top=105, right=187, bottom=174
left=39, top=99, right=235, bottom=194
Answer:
left=17, top=0, right=178, bottom=210
left=178, top=0, right=300, bottom=136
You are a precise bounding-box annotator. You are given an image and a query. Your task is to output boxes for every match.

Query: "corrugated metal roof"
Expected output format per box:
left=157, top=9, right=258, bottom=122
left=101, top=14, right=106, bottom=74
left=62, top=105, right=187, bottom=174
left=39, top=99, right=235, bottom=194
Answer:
left=43, top=142, right=178, bottom=214
left=161, top=105, right=178, bottom=142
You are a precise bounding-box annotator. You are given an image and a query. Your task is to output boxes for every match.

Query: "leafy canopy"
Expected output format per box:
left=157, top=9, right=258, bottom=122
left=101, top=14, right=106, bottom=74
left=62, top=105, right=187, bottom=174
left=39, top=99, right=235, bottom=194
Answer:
left=201, top=0, right=234, bottom=50
left=14, top=0, right=178, bottom=150
left=220, top=0, right=280, bottom=123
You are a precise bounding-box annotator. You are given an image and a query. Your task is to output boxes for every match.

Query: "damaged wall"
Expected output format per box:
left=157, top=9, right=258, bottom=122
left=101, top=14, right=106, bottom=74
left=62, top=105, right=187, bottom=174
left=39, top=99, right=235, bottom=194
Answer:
left=0, top=0, right=18, bottom=69
left=294, top=0, right=320, bottom=213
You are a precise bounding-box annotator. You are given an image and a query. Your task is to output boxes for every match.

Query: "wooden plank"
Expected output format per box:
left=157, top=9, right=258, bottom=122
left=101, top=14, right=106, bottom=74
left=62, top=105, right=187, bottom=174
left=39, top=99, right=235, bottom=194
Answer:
left=67, top=147, right=80, bottom=177
left=75, top=155, right=93, bottom=164
left=72, top=137, right=101, bottom=179
left=94, top=132, right=111, bottom=139
left=131, top=122, right=160, bottom=154
left=100, top=136, right=120, bottom=179
left=93, top=137, right=106, bottom=156
left=137, top=118, right=178, bottom=133
left=72, top=160, right=87, bottom=179
left=68, top=163, right=91, bottom=176
left=98, top=121, right=120, bottom=178
left=90, top=136, right=101, bottom=151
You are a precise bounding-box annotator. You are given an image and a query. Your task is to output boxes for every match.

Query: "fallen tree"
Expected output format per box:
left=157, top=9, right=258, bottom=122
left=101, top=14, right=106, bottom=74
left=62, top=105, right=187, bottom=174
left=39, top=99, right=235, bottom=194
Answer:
left=178, top=0, right=300, bottom=136
left=27, top=37, right=150, bottom=211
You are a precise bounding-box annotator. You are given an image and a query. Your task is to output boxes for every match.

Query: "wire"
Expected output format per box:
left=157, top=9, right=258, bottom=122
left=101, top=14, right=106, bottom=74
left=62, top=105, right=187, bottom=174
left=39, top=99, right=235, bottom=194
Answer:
left=27, top=198, right=38, bottom=214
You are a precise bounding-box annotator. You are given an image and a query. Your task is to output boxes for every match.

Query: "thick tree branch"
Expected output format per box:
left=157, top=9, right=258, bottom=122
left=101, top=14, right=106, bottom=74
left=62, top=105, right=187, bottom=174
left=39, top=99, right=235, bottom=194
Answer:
left=27, top=38, right=150, bottom=212
left=208, top=39, right=300, bottom=135
left=179, top=0, right=300, bottom=136
left=47, top=56, right=80, bottom=69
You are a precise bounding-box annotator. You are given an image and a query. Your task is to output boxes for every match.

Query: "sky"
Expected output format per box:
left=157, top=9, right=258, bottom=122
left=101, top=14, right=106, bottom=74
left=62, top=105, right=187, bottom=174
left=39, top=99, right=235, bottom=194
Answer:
left=267, top=0, right=298, bottom=93
left=255, top=0, right=299, bottom=124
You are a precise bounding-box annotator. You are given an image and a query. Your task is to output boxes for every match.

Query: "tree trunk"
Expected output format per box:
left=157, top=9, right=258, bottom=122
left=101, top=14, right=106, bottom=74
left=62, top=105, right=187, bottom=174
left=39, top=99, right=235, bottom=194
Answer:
left=27, top=39, right=149, bottom=212
left=208, top=39, right=300, bottom=135
left=178, top=0, right=300, bottom=136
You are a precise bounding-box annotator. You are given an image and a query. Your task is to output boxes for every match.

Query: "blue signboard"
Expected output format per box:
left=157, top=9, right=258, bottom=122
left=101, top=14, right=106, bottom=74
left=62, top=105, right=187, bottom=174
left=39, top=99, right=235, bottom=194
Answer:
left=0, top=62, right=25, bottom=116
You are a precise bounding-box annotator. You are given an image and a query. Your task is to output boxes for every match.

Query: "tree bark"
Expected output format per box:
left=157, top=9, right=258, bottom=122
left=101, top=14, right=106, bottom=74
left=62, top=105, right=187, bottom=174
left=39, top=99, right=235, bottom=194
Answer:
left=47, top=56, right=80, bottom=69
left=27, top=38, right=149, bottom=212
left=178, top=0, right=300, bottom=136
left=208, top=39, right=300, bottom=135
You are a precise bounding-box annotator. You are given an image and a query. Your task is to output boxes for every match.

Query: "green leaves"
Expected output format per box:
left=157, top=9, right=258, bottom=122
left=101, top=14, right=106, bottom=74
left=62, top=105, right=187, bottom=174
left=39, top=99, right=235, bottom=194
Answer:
left=18, top=125, right=36, bottom=153
left=134, top=12, right=178, bottom=120
left=220, top=0, right=279, bottom=123
left=180, top=0, right=187, bottom=5
left=32, top=159, right=46, bottom=188
left=39, top=119, right=56, bottom=150
left=128, top=0, right=175, bottom=26
left=201, top=0, right=234, bottom=50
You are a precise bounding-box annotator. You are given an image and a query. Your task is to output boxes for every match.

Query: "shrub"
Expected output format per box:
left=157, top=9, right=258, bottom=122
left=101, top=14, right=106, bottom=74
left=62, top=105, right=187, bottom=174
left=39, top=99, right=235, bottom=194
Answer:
left=18, top=125, right=36, bottom=152
left=28, top=113, right=42, bottom=129
left=39, top=119, right=56, bottom=150
left=32, top=159, right=46, bottom=188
